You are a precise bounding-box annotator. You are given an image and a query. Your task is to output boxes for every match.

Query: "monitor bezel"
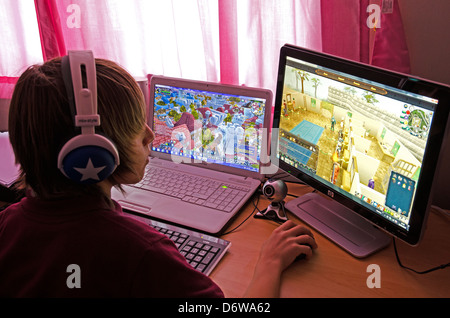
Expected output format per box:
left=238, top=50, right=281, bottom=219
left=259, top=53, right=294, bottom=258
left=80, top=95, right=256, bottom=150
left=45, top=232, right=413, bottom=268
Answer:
left=271, top=44, right=450, bottom=246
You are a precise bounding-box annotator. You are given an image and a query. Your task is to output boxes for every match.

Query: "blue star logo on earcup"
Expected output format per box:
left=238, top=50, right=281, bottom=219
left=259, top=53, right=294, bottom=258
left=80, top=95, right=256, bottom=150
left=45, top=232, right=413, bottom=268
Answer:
left=61, top=145, right=117, bottom=184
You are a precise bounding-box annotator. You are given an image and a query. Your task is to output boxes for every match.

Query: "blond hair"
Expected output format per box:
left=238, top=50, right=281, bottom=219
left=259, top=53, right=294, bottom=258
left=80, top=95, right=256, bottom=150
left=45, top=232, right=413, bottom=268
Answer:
left=9, top=57, right=146, bottom=200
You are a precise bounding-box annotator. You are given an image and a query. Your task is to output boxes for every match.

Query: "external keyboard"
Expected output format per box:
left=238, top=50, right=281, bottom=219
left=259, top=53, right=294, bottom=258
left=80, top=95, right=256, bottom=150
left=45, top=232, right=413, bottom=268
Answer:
left=131, top=165, right=250, bottom=213
left=124, top=212, right=231, bottom=275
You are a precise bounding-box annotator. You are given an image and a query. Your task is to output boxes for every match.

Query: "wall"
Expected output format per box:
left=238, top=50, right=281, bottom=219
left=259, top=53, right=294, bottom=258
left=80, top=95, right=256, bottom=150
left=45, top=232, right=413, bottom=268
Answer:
left=398, top=0, right=450, bottom=85
left=398, top=0, right=450, bottom=209
left=0, top=99, right=9, bottom=132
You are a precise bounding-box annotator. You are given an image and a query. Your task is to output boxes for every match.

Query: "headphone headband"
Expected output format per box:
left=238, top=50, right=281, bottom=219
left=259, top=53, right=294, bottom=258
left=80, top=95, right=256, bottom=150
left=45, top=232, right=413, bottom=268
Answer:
left=58, top=50, right=119, bottom=184
left=64, top=51, right=99, bottom=133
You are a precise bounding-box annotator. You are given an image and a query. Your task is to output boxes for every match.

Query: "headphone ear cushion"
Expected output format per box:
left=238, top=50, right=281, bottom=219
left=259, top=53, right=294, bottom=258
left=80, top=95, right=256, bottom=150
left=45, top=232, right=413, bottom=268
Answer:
left=58, top=134, right=119, bottom=184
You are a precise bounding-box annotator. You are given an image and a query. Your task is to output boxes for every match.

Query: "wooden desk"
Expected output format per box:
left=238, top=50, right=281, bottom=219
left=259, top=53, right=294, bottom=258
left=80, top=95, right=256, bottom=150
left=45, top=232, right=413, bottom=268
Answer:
left=211, top=183, right=450, bottom=298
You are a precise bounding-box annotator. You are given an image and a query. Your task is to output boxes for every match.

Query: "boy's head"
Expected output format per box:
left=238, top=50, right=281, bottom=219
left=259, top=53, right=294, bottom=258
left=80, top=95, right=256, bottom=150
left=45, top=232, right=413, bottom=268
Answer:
left=9, top=56, right=146, bottom=199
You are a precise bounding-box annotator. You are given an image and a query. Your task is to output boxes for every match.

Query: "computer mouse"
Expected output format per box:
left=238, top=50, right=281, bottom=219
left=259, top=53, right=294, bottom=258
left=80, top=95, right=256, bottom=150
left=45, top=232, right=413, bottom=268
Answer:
left=294, top=244, right=312, bottom=262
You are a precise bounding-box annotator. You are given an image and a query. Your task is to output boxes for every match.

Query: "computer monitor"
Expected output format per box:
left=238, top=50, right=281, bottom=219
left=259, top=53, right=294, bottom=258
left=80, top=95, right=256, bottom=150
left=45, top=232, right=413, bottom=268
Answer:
left=271, top=44, right=450, bottom=258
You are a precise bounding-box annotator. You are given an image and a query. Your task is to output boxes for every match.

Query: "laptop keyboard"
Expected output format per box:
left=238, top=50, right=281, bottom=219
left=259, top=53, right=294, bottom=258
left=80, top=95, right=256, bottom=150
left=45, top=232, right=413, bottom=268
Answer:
left=131, top=165, right=250, bottom=213
left=124, top=212, right=231, bottom=276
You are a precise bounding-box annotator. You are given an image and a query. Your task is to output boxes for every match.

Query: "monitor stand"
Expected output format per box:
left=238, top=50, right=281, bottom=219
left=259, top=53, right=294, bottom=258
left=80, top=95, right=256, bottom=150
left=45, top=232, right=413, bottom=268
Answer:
left=285, top=192, right=391, bottom=258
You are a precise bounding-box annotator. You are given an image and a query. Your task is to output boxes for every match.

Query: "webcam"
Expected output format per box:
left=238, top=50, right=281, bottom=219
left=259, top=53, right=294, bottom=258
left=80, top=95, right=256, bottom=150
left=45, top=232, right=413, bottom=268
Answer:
left=255, top=179, right=288, bottom=222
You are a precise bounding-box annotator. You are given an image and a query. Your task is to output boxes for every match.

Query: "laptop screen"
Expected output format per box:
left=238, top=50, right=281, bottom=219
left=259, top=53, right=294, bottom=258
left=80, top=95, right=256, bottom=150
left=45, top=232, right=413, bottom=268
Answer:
left=150, top=83, right=268, bottom=173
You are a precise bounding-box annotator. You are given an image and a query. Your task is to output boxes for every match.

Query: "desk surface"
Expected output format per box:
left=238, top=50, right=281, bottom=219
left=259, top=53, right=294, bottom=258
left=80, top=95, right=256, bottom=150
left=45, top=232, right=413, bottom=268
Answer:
left=211, top=183, right=450, bottom=298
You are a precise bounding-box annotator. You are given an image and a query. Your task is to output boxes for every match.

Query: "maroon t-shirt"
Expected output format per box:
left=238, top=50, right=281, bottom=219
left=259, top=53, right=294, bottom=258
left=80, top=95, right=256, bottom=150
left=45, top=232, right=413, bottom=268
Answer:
left=0, top=194, right=224, bottom=297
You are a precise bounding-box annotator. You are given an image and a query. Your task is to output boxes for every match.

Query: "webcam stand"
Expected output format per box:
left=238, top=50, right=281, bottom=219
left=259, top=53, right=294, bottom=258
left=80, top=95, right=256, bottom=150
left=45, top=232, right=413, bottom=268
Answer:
left=255, top=201, right=288, bottom=223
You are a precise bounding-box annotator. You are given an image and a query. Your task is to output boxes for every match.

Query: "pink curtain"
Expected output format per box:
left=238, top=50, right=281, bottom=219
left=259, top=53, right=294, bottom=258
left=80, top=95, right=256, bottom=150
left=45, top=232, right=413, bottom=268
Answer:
left=34, top=0, right=67, bottom=60
left=37, top=0, right=222, bottom=82
left=321, top=0, right=410, bottom=73
left=321, top=0, right=368, bottom=63
left=218, top=0, right=239, bottom=85
left=0, top=0, right=43, bottom=100
left=371, top=0, right=410, bottom=74
left=223, top=0, right=323, bottom=95
left=0, top=77, right=18, bottom=99
left=1, top=0, right=410, bottom=102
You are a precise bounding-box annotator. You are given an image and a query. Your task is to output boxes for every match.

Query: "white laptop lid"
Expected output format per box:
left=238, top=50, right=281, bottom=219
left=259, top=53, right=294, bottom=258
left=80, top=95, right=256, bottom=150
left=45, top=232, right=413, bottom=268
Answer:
left=148, top=75, right=273, bottom=181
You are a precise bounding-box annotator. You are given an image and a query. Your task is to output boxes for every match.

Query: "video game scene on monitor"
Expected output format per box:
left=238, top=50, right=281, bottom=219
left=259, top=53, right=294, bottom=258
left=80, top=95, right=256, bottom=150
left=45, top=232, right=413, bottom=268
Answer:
left=151, top=84, right=267, bottom=172
left=277, top=60, right=435, bottom=230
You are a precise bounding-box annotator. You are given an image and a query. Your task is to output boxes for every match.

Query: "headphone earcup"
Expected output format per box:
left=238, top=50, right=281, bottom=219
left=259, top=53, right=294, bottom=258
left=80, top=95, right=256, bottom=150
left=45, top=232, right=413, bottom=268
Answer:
left=58, top=134, right=119, bottom=184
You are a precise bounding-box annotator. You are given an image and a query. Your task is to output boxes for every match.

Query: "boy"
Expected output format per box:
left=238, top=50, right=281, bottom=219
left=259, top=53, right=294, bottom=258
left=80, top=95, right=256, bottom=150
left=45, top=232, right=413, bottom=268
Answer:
left=0, top=52, right=316, bottom=297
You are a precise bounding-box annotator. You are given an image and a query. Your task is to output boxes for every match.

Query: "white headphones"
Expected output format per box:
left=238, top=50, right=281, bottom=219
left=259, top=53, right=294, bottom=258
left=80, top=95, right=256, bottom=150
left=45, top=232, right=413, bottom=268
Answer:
left=57, top=50, right=119, bottom=184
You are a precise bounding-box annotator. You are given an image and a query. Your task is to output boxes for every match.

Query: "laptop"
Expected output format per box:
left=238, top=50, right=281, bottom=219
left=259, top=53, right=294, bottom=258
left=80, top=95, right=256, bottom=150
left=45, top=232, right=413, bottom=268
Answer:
left=112, top=75, right=273, bottom=235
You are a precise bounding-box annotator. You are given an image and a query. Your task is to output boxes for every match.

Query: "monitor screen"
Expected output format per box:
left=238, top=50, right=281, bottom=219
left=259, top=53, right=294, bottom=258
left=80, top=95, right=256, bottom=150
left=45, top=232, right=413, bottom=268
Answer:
left=271, top=44, right=450, bottom=253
